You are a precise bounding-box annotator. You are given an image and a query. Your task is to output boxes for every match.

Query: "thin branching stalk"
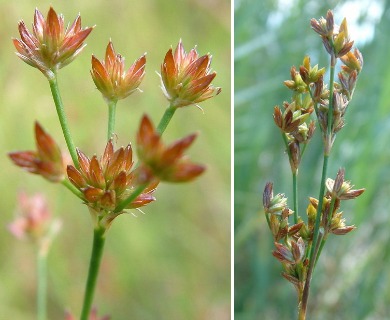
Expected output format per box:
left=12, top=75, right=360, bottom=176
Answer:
left=61, top=179, right=84, bottom=200
left=114, top=183, right=148, bottom=213
left=282, top=132, right=299, bottom=223
left=107, top=100, right=117, bottom=140
left=157, top=105, right=176, bottom=135
left=48, top=76, right=79, bottom=168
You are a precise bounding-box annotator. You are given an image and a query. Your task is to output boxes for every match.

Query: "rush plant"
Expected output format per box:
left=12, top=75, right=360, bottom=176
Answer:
left=9, top=7, right=220, bottom=319
left=262, top=10, right=364, bottom=320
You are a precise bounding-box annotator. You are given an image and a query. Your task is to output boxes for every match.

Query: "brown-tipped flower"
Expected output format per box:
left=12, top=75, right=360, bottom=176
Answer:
left=9, top=122, right=65, bottom=182
left=299, top=56, right=326, bottom=85
left=330, top=212, right=356, bottom=235
left=8, top=192, right=61, bottom=244
left=159, top=39, right=221, bottom=108
left=13, top=7, right=93, bottom=79
left=273, top=102, right=311, bottom=133
left=136, top=114, right=205, bottom=182
left=325, top=169, right=365, bottom=200
left=67, top=139, right=158, bottom=214
left=263, top=182, right=288, bottom=215
left=340, top=48, right=364, bottom=74
left=311, top=11, right=354, bottom=59
left=91, top=41, right=146, bottom=102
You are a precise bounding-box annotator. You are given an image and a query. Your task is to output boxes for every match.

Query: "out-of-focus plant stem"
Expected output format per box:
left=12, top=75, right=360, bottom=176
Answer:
left=37, top=248, right=47, bottom=320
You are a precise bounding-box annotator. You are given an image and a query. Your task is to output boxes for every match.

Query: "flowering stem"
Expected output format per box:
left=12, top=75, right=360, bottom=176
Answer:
left=281, top=132, right=299, bottom=223
left=37, top=248, right=47, bottom=320
left=157, top=105, right=177, bottom=135
left=107, top=100, right=117, bottom=140
left=48, top=76, right=79, bottom=169
left=80, top=227, right=105, bottom=320
left=300, top=52, right=337, bottom=320
left=114, top=183, right=148, bottom=213
left=298, top=230, right=324, bottom=320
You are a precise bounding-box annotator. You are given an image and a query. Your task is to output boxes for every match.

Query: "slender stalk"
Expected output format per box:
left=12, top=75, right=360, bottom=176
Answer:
left=281, top=132, right=299, bottom=223
left=107, top=100, right=117, bottom=140
left=114, top=183, right=148, bottom=213
left=157, top=105, right=176, bottom=135
left=80, top=227, right=106, bottom=320
left=37, top=249, right=47, bottom=320
left=48, top=76, right=79, bottom=169
left=298, top=229, right=324, bottom=320
left=292, top=172, right=299, bottom=224
left=61, top=179, right=84, bottom=200
left=309, top=154, right=329, bottom=262
left=314, top=196, right=337, bottom=266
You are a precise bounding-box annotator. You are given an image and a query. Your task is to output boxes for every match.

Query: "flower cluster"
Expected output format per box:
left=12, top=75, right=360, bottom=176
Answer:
left=67, top=140, right=158, bottom=212
left=91, top=41, right=146, bottom=102
left=160, top=40, right=221, bottom=108
left=263, top=171, right=364, bottom=294
left=13, top=7, right=93, bottom=79
left=136, top=115, right=205, bottom=183
left=10, top=6, right=221, bottom=319
left=8, top=192, right=61, bottom=249
left=264, top=11, right=365, bottom=315
left=9, top=122, right=65, bottom=182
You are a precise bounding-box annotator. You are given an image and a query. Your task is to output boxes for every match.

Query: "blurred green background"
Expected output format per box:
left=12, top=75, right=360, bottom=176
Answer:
left=235, top=0, right=390, bottom=319
left=1, top=0, right=230, bottom=319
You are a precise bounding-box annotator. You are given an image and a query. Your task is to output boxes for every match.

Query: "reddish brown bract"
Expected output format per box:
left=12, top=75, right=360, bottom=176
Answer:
left=13, top=7, right=93, bottom=79
left=160, top=40, right=221, bottom=108
left=91, top=41, right=146, bottom=102
left=9, top=122, right=65, bottom=182
left=136, top=115, right=206, bottom=182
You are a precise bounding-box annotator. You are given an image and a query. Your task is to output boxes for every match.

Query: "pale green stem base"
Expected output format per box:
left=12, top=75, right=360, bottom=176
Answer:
left=37, top=248, right=47, bottom=320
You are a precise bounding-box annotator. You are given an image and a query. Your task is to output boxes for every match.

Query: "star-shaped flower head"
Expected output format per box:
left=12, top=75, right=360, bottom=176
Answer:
left=159, top=40, right=221, bottom=108
left=91, top=41, right=146, bottom=102
left=136, top=114, right=206, bottom=182
left=13, top=7, right=93, bottom=79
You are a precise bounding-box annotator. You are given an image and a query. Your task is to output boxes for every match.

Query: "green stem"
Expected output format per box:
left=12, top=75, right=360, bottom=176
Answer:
left=80, top=227, right=106, bottom=320
left=325, top=55, right=336, bottom=154
left=315, top=196, right=337, bottom=266
left=48, top=76, right=79, bottom=169
left=298, top=229, right=324, bottom=320
left=114, top=184, right=148, bottom=213
left=157, top=105, right=177, bottom=135
left=292, top=172, right=299, bottom=224
left=107, top=100, right=117, bottom=140
left=281, top=132, right=299, bottom=223
left=309, top=154, right=329, bottom=262
left=37, top=249, right=47, bottom=320
left=299, top=52, right=337, bottom=320
left=61, top=179, right=84, bottom=200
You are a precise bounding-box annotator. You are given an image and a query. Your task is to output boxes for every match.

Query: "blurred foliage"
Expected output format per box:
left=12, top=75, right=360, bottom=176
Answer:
left=235, top=0, right=390, bottom=319
left=1, top=0, right=230, bottom=319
